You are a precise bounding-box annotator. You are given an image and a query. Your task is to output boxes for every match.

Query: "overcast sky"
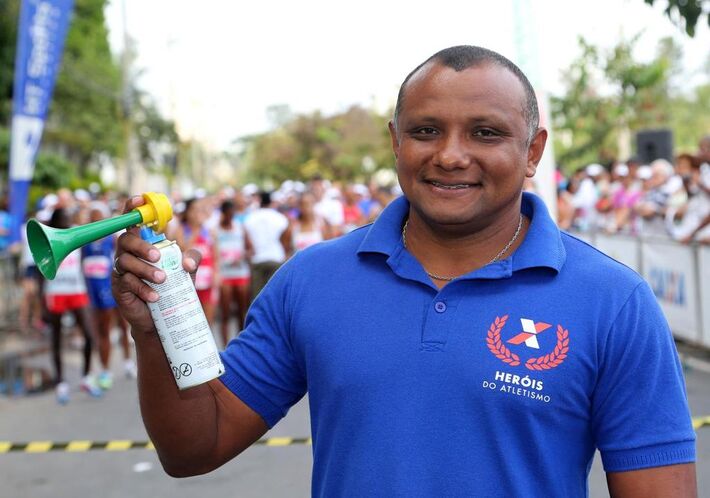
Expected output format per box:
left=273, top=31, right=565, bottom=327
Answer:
left=104, top=0, right=710, bottom=150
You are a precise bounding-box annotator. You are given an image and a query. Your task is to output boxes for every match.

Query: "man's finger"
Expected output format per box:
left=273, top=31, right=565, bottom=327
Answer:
left=122, top=195, right=145, bottom=214
left=114, top=270, right=160, bottom=304
left=183, top=248, right=202, bottom=271
left=116, top=231, right=161, bottom=263
left=114, top=252, right=165, bottom=285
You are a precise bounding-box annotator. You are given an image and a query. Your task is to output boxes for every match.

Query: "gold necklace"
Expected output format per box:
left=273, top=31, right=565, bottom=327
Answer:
left=401, top=214, right=524, bottom=282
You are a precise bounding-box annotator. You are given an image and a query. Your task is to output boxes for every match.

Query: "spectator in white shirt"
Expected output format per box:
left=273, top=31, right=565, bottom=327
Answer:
left=243, top=191, right=292, bottom=301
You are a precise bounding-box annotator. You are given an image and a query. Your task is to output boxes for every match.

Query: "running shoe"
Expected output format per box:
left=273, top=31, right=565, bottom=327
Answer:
left=124, top=359, right=137, bottom=379
left=56, top=382, right=70, bottom=405
left=80, top=377, right=104, bottom=398
left=97, top=371, right=113, bottom=390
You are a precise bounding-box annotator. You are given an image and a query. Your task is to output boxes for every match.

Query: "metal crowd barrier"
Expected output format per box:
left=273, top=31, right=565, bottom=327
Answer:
left=0, top=252, right=21, bottom=332
left=569, top=230, right=710, bottom=348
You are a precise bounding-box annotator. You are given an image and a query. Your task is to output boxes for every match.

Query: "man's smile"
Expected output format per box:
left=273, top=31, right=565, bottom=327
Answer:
left=425, top=179, right=482, bottom=190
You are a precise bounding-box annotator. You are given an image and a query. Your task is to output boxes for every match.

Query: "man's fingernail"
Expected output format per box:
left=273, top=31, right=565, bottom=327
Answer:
left=148, top=291, right=159, bottom=302
left=148, top=249, right=160, bottom=262
left=131, top=195, right=142, bottom=203
left=154, top=270, right=165, bottom=282
left=185, top=258, right=195, bottom=271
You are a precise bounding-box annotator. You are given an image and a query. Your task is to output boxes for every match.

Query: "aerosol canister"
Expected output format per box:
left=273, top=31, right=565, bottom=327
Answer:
left=140, top=227, right=224, bottom=389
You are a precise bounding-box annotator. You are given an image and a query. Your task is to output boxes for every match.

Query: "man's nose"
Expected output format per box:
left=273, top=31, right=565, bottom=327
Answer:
left=434, top=134, right=470, bottom=170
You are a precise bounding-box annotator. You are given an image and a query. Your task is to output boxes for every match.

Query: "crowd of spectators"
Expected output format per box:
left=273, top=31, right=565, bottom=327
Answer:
left=556, top=136, right=710, bottom=243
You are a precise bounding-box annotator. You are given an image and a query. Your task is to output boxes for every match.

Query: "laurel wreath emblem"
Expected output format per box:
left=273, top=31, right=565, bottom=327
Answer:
left=524, top=325, right=569, bottom=370
left=485, top=315, right=520, bottom=367
left=486, top=316, right=569, bottom=371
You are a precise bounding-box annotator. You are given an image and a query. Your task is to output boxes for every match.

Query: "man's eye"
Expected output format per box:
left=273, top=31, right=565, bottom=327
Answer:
left=414, top=127, right=438, bottom=135
left=474, top=129, right=498, bottom=138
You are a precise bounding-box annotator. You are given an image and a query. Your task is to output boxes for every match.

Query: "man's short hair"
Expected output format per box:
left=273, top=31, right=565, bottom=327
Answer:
left=259, top=191, right=272, bottom=208
left=393, top=45, right=540, bottom=144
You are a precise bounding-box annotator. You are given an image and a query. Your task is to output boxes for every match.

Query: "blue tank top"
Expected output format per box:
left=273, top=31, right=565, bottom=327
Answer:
left=82, top=236, right=115, bottom=282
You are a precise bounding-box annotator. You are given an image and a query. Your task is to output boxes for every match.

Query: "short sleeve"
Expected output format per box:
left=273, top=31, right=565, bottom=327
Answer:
left=592, top=281, right=696, bottom=471
left=219, top=260, right=306, bottom=427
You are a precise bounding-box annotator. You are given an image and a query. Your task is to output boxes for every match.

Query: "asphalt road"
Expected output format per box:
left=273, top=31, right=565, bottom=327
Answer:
left=1, top=337, right=708, bottom=498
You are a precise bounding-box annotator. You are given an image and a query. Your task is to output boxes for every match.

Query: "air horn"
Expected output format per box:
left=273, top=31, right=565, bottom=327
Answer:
left=27, top=192, right=172, bottom=279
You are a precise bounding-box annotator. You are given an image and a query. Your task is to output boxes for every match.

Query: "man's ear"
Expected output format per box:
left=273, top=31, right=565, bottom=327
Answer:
left=388, top=120, right=400, bottom=160
left=526, top=127, right=548, bottom=178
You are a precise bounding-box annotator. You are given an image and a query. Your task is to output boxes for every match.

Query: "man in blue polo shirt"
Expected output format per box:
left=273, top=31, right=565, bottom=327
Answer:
left=113, top=46, right=696, bottom=497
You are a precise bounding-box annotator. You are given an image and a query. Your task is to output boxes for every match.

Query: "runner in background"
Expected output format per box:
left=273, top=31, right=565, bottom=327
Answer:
left=243, top=191, right=291, bottom=301
left=292, top=191, right=330, bottom=251
left=310, top=176, right=344, bottom=236
left=82, top=205, right=135, bottom=390
left=176, top=198, right=219, bottom=327
left=216, top=199, right=252, bottom=346
left=341, top=185, right=366, bottom=233
left=44, top=208, right=102, bottom=404
left=233, top=190, right=252, bottom=223
left=18, top=211, right=44, bottom=335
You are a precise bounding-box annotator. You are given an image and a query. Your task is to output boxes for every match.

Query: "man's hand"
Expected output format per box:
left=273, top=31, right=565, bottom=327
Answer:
left=111, top=195, right=201, bottom=335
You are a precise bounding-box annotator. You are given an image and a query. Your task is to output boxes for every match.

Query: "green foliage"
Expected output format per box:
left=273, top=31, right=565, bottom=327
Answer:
left=46, top=0, right=122, bottom=166
left=644, top=0, right=709, bottom=37
left=550, top=35, right=710, bottom=172
left=133, top=90, right=178, bottom=171
left=0, top=0, right=21, bottom=125
left=0, top=0, right=122, bottom=174
left=33, top=152, right=77, bottom=189
left=0, top=126, right=9, bottom=195
left=241, top=105, right=393, bottom=185
left=668, top=82, right=710, bottom=151
left=0, top=0, right=178, bottom=195
left=0, top=123, right=102, bottom=207
left=550, top=39, right=617, bottom=169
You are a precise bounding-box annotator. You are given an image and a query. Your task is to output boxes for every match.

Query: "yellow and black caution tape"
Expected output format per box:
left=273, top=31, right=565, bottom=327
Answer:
left=5, top=421, right=710, bottom=454
left=692, top=416, right=710, bottom=431
left=0, top=437, right=312, bottom=454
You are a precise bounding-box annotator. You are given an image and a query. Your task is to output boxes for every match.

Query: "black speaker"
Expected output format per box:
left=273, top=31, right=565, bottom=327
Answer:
left=636, top=129, right=673, bottom=164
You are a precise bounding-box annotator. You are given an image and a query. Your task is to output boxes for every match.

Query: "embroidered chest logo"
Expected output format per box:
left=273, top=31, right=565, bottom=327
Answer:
left=486, top=315, right=569, bottom=371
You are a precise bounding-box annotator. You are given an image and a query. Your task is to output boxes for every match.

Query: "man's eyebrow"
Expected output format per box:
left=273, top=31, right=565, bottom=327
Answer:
left=466, top=115, right=510, bottom=126
left=402, top=115, right=440, bottom=124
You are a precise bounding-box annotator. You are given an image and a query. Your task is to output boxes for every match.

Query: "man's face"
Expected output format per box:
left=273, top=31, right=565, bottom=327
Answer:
left=389, top=62, right=546, bottom=232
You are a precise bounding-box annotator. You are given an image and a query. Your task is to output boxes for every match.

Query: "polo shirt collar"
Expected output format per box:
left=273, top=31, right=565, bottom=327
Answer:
left=357, top=192, right=565, bottom=278
left=513, top=192, right=566, bottom=273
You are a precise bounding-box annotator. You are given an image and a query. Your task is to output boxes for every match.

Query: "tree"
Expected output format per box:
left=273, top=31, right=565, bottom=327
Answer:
left=45, top=0, right=122, bottom=169
left=0, top=0, right=122, bottom=185
left=0, top=0, right=179, bottom=197
left=0, top=0, right=21, bottom=126
left=132, top=90, right=179, bottom=173
left=550, top=38, right=618, bottom=170
left=644, top=0, right=710, bottom=37
left=241, top=104, right=393, bottom=185
left=550, top=36, right=698, bottom=172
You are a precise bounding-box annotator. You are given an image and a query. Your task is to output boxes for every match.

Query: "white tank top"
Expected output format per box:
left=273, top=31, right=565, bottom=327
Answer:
left=293, top=223, right=324, bottom=251
left=44, top=249, right=87, bottom=296
left=217, top=222, right=250, bottom=279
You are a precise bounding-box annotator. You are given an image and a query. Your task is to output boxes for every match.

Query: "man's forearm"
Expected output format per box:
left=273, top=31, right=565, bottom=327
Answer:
left=133, top=328, right=221, bottom=477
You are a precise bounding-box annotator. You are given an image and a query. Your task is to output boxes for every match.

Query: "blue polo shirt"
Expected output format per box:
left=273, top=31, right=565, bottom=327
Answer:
left=220, top=192, right=695, bottom=498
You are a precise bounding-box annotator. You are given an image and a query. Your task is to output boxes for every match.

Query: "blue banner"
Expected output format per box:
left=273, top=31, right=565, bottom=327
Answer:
left=8, top=0, right=74, bottom=243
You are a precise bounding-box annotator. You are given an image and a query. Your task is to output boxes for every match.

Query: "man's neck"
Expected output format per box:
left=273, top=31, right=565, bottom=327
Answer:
left=403, top=210, right=529, bottom=288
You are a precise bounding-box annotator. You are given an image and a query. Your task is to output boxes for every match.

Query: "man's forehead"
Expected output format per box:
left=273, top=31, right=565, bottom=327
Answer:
left=401, top=61, right=527, bottom=115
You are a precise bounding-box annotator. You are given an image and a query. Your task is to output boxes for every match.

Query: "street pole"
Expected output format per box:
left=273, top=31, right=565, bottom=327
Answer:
left=512, top=0, right=558, bottom=220
left=121, top=0, right=134, bottom=193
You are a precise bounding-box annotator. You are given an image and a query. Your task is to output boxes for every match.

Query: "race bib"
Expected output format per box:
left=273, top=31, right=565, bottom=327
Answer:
left=83, top=255, right=111, bottom=279
left=195, top=265, right=213, bottom=290
left=220, top=247, right=243, bottom=264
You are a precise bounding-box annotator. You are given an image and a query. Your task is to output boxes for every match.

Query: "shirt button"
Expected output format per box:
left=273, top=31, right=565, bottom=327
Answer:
left=434, top=301, right=447, bottom=313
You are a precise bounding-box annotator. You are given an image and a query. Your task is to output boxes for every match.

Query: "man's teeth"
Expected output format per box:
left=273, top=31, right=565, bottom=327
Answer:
left=431, top=181, right=471, bottom=189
